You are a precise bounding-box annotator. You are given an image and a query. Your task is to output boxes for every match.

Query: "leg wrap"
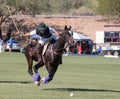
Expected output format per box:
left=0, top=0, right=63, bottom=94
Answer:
left=32, top=73, right=41, bottom=82
left=42, top=76, right=53, bottom=84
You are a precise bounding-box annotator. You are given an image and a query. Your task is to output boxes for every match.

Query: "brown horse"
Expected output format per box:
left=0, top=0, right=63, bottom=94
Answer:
left=24, top=26, right=74, bottom=85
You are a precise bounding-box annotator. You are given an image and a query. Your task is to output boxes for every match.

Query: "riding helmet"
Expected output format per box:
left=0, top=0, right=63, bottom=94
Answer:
left=36, top=22, right=47, bottom=33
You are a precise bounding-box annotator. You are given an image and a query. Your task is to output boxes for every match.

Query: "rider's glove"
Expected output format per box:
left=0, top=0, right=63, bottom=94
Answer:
left=50, top=38, right=56, bottom=43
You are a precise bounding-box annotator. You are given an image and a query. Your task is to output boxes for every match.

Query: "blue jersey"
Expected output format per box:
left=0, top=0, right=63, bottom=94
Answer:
left=8, top=38, right=13, bottom=48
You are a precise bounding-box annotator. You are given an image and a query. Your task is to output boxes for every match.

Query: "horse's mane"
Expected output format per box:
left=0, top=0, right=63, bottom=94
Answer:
left=47, top=30, right=72, bottom=55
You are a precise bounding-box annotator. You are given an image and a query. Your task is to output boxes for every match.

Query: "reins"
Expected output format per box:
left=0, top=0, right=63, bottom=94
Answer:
left=46, top=32, right=72, bottom=56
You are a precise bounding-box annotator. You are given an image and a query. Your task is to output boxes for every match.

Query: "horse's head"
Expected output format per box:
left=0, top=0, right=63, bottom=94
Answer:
left=65, top=25, right=74, bottom=45
left=59, top=25, right=74, bottom=46
left=64, top=25, right=72, bottom=31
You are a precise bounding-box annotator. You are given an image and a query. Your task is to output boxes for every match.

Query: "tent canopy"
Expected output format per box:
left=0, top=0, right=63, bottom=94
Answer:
left=73, top=32, right=90, bottom=41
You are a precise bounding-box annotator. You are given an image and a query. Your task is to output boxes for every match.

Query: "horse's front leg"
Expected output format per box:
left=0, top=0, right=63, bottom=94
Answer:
left=27, top=58, right=33, bottom=76
left=25, top=56, right=36, bottom=81
left=42, top=63, right=58, bottom=84
left=33, top=62, right=44, bottom=83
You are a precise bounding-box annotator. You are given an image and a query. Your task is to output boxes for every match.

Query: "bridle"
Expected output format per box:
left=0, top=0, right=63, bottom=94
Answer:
left=59, top=30, right=73, bottom=42
left=57, top=30, right=73, bottom=48
left=46, top=30, right=73, bottom=55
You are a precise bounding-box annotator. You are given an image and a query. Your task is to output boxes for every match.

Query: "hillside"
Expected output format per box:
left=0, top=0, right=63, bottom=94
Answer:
left=2, top=15, right=117, bottom=44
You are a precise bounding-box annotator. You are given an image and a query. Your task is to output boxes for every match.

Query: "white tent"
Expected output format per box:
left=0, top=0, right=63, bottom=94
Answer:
left=73, top=32, right=90, bottom=41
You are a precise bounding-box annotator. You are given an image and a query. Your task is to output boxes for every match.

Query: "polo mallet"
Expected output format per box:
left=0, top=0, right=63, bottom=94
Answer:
left=6, top=6, right=20, bottom=34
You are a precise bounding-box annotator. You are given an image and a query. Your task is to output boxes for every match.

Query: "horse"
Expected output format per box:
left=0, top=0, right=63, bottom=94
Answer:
left=24, top=26, right=74, bottom=85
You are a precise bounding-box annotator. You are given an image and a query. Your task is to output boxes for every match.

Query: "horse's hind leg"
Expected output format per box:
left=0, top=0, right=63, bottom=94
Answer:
left=42, top=64, right=58, bottom=84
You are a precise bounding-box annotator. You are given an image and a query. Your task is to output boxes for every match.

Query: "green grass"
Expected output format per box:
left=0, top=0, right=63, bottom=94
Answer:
left=0, top=52, right=120, bottom=99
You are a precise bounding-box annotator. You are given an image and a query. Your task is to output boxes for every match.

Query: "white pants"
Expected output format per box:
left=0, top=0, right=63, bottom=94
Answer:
left=30, top=34, right=58, bottom=45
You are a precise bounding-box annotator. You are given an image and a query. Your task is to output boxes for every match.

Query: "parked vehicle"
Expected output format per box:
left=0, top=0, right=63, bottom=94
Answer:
left=4, top=40, right=21, bottom=52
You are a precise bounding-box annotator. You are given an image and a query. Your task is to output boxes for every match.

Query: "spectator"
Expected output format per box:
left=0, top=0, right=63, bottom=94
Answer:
left=77, top=42, right=82, bottom=55
left=0, top=38, right=3, bottom=53
left=0, top=28, right=3, bottom=40
left=92, top=44, right=97, bottom=54
left=97, top=45, right=102, bottom=54
left=7, top=37, right=13, bottom=52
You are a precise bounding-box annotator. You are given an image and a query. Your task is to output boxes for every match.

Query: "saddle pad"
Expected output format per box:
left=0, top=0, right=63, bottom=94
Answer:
left=42, top=42, right=50, bottom=55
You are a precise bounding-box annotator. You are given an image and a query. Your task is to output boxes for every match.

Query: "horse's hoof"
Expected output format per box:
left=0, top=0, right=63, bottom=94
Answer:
left=41, top=77, right=49, bottom=84
left=34, top=81, right=40, bottom=86
left=41, top=77, right=45, bottom=84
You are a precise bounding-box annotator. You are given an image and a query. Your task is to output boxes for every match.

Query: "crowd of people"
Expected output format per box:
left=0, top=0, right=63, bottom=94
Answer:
left=0, top=37, right=13, bottom=53
left=0, top=28, right=13, bottom=53
left=92, top=44, right=102, bottom=54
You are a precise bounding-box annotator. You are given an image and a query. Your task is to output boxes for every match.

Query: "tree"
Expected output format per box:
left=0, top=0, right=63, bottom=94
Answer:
left=23, top=0, right=52, bottom=16
left=96, top=0, right=120, bottom=19
left=0, top=0, right=10, bottom=39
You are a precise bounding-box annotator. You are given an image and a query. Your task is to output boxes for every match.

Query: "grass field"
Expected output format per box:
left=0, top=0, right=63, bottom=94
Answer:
left=0, top=52, right=120, bottom=99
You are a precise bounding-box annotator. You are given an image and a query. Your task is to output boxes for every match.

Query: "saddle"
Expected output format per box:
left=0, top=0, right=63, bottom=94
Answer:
left=42, top=42, right=50, bottom=56
left=42, top=39, right=56, bottom=55
left=42, top=41, right=62, bottom=64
